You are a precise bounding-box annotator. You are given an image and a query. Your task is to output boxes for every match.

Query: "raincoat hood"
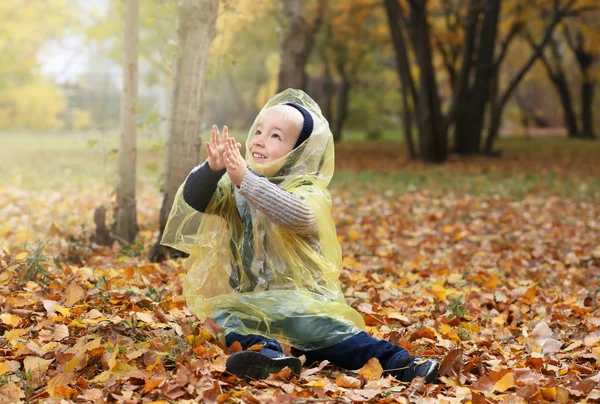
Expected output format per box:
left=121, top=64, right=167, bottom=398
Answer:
left=161, top=89, right=364, bottom=350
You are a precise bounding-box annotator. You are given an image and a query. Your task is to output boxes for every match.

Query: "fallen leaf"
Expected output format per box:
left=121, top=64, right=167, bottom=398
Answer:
left=357, top=358, right=383, bottom=381
left=335, top=374, right=362, bottom=388
left=63, top=282, right=85, bottom=306
left=493, top=372, right=514, bottom=392
left=23, top=357, right=54, bottom=374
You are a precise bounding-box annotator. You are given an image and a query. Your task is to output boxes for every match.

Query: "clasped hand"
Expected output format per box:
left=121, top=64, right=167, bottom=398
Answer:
left=206, top=125, right=247, bottom=186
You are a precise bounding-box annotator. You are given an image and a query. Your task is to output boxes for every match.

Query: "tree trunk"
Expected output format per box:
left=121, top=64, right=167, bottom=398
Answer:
left=332, top=73, right=350, bottom=142
left=113, top=0, right=139, bottom=244
left=149, top=0, right=218, bottom=262
left=581, top=76, right=596, bottom=139
left=401, top=85, right=416, bottom=159
left=277, top=0, right=325, bottom=92
left=410, top=2, right=446, bottom=163
left=484, top=1, right=576, bottom=154
left=383, top=0, right=421, bottom=160
left=554, top=73, right=580, bottom=138
left=444, top=0, right=479, bottom=138
left=383, top=0, right=419, bottom=130
left=454, top=0, right=500, bottom=155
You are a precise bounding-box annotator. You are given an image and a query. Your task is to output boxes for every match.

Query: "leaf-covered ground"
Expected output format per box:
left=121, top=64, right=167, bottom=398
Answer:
left=1, top=136, right=600, bottom=403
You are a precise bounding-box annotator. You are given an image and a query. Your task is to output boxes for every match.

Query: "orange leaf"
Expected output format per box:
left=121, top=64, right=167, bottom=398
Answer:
left=228, top=341, right=243, bottom=353
left=247, top=343, right=266, bottom=351
left=357, top=358, right=383, bottom=380
left=143, top=378, right=164, bottom=393
left=482, top=276, right=498, bottom=290
left=54, top=385, right=78, bottom=399
left=123, top=267, right=135, bottom=280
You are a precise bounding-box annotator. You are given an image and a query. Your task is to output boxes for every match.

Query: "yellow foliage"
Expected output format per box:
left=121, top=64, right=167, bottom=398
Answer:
left=71, top=109, right=93, bottom=130
left=0, top=78, right=67, bottom=130
left=0, top=0, right=74, bottom=130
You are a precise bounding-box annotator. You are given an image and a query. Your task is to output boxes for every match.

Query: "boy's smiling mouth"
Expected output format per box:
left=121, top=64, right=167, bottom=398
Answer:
left=252, top=152, right=267, bottom=161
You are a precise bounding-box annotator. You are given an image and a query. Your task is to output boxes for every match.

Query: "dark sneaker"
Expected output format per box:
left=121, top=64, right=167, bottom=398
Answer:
left=401, top=358, right=439, bottom=384
left=226, top=349, right=302, bottom=381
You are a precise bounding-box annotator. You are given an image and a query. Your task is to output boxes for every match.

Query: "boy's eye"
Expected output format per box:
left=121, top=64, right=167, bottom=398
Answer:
left=272, top=134, right=281, bottom=140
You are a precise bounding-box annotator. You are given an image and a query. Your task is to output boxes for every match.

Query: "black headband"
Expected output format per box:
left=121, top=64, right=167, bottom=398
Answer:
left=284, top=102, right=313, bottom=149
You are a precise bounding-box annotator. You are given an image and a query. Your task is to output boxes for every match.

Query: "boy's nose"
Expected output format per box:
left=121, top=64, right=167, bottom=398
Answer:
left=252, top=135, right=265, bottom=147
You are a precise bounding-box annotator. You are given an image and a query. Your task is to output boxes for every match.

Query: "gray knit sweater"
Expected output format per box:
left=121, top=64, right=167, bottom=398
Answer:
left=183, top=162, right=317, bottom=236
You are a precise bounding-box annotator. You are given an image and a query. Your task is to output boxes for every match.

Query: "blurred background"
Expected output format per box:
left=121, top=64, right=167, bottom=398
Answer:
left=2, top=0, right=598, bottom=143
left=1, top=0, right=599, bottom=255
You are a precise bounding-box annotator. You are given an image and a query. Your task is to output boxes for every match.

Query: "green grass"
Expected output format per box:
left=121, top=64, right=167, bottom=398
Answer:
left=1, top=130, right=599, bottom=200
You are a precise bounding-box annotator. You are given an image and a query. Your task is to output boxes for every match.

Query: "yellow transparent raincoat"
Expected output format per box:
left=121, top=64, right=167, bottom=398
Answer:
left=161, top=89, right=365, bottom=351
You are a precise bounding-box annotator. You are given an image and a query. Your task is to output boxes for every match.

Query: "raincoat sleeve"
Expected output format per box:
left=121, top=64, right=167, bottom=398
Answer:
left=238, top=168, right=316, bottom=235
left=183, top=162, right=226, bottom=212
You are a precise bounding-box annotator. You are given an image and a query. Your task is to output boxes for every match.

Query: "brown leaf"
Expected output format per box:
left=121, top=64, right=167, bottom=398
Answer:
left=0, top=382, right=23, bottom=404
left=201, top=317, right=223, bottom=339
left=63, top=282, right=85, bottom=306
left=409, top=326, right=436, bottom=341
left=438, top=348, right=462, bottom=378
left=335, top=374, right=362, bottom=388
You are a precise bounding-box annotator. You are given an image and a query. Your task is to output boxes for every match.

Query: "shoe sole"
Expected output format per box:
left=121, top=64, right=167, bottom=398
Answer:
left=226, top=351, right=302, bottom=381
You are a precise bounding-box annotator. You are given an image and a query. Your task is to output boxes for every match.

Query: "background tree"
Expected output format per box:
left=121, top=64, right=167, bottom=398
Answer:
left=150, top=0, right=219, bottom=262
left=0, top=1, right=74, bottom=130
left=112, top=0, right=139, bottom=244
left=533, top=10, right=599, bottom=139
left=383, top=0, right=447, bottom=162
left=277, top=0, right=326, bottom=92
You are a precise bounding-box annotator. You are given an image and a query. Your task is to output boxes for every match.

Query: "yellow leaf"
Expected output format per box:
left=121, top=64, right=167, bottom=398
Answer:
left=357, top=358, right=383, bottom=381
left=110, top=361, right=137, bottom=378
left=541, top=387, right=556, bottom=400
left=23, top=356, right=54, bottom=373
left=0, top=362, right=10, bottom=376
left=447, top=273, right=463, bottom=284
left=14, top=252, right=27, bottom=261
left=0, top=313, right=21, bottom=326
left=493, top=372, right=514, bottom=392
left=348, top=230, right=360, bottom=241
left=430, top=284, right=447, bottom=300
left=461, top=322, right=481, bottom=333
left=91, top=370, right=111, bottom=384
left=54, top=305, right=70, bottom=317
left=304, top=379, right=325, bottom=387
left=440, top=324, right=452, bottom=335
left=69, top=320, right=86, bottom=328
left=64, top=352, right=87, bottom=373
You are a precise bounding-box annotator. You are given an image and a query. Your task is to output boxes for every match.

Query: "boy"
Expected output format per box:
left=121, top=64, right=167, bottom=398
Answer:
left=161, top=89, right=439, bottom=383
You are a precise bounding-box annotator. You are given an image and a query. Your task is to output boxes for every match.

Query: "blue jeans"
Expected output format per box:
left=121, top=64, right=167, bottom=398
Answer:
left=226, top=331, right=412, bottom=377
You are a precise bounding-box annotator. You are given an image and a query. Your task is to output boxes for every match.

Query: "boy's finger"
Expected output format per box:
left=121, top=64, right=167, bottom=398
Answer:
left=223, top=126, right=229, bottom=140
left=211, top=126, right=217, bottom=146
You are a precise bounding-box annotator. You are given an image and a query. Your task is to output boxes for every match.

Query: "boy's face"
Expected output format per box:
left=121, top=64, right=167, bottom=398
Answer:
left=249, top=111, right=301, bottom=164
